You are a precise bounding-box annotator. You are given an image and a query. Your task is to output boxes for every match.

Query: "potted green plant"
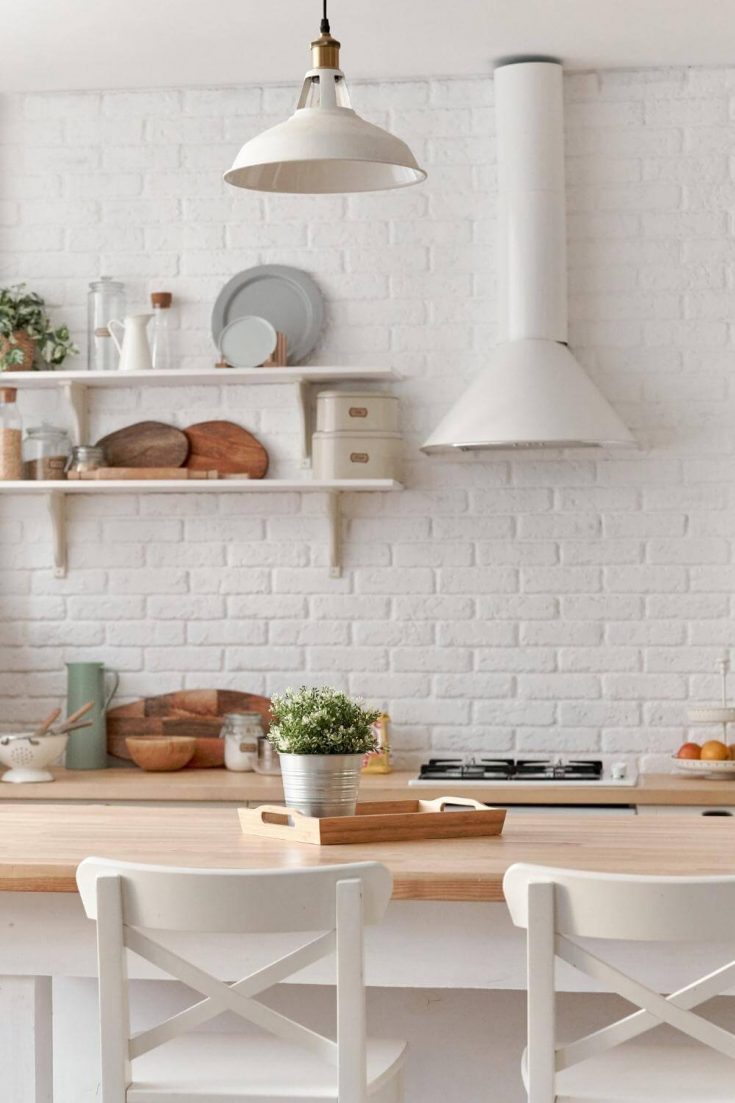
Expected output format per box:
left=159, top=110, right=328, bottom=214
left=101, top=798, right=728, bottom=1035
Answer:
left=268, top=686, right=378, bottom=817
left=0, top=284, right=78, bottom=371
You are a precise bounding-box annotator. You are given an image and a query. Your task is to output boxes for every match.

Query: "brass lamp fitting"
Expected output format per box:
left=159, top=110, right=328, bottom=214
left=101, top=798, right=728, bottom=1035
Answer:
left=311, top=31, right=341, bottom=69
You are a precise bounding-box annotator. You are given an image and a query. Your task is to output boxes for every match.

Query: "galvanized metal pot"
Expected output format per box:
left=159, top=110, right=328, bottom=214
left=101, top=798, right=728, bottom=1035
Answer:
left=279, top=752, right=363, bottom=818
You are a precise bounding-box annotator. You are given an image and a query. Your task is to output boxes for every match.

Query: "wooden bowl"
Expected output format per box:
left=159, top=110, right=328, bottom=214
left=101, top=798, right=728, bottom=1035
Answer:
left=125, top=736, right=196, bottom=772
left=185, top=737, right=225, bottom=769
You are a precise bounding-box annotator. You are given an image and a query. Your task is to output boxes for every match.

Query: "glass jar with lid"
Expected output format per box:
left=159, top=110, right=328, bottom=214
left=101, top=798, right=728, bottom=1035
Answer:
left=88, top=278, right=125, bottom=371
left=220, top=712, right=263, bottom=772
left=23, top=423, right=71, bottom=481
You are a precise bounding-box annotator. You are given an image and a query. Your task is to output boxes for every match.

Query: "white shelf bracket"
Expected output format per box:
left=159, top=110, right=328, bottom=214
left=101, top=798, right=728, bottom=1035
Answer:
left=327, top=491, right=342, bottom=578
left=62, top=381, right=88, bottom=446
left=295, top=380, right=312, bottom=469
left=47, top=491, right=67, bottom=578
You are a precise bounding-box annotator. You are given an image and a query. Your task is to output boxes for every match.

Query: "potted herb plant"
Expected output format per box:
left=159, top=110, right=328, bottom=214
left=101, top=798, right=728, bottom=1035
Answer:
left=0, top=284, right=78, bottom=371
left=268, top=686, right=378, bottom=817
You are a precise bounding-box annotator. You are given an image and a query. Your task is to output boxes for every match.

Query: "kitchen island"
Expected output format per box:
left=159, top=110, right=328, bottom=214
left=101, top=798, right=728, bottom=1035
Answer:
left=3, top=804, right=735, bottom=1103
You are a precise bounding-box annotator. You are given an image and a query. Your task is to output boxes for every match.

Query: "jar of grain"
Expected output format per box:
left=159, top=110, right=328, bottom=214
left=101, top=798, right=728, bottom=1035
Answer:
left=23, top=423, right=71, bottom=481
left=0, top=387, right=23, bottom=480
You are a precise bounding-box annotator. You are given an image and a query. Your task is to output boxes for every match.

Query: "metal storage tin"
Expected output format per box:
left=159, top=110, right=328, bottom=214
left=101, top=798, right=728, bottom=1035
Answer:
left=312, top=430, right=402, bottom=480
left=315, top=390, right=398, bottom=433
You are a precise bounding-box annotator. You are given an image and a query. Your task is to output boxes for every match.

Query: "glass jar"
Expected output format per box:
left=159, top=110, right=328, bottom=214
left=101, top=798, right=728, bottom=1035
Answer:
left=88, top=278, right=125, bottom=371
left=220, top=712, right=263, bottom=772
left=150, top=292, right=173, bottom=371
left=65, top=444, right=105, bottom=474
left=0, top=387, right=23, bottom=480
left=23, top=423, right=71, bottom=481
left=255, top=735, right=281, bottom=775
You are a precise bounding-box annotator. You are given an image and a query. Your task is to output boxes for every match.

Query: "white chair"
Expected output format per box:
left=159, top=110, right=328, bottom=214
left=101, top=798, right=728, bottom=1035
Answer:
left=504, top=863, right=735, bottom=1103
left=77, top=857, right=406, bottom=1103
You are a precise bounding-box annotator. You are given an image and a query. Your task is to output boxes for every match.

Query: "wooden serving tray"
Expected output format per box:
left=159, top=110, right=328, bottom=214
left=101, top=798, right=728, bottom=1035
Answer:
left=238, top=797, right=506, bottom=846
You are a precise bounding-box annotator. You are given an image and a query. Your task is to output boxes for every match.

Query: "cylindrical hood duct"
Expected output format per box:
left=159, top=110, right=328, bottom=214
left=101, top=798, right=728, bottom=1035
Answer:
left=496, top=60, right=567, bottom=343
left=422, top=58, right=634, bottom=452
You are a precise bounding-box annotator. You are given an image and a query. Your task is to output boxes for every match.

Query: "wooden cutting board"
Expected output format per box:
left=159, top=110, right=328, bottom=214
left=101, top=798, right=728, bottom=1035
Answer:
left=96, top=421, right=190, bottom=468
left=107, top=689, right=272, bottom=763
left=184, top=420, right=269, bottom=478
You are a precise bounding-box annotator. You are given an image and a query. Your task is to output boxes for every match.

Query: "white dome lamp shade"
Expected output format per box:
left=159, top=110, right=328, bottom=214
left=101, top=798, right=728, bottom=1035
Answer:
left=224, top=2, right=426, bottom=195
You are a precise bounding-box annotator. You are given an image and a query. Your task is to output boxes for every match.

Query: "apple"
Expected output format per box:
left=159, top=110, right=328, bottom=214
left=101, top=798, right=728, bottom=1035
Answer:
left=676, top=742, right=701, bottom=759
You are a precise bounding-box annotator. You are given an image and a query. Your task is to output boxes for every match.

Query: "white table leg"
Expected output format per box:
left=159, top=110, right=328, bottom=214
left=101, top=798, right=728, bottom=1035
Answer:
left=0, top=976, right=53, bottom=1103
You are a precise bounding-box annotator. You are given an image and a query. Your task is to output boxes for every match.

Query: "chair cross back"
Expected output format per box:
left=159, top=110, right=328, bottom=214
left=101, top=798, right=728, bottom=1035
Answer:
left=77, top=856, right=393, bottom=1103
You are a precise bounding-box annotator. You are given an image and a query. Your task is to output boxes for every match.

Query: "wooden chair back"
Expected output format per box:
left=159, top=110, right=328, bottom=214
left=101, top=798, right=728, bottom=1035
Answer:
left=77, top=857, right=393, bottom=1103
left=504, top=863, right=735, bottom=1103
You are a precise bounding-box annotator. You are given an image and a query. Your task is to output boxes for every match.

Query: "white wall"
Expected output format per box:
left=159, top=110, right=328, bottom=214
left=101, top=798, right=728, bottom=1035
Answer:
left=0, top=68, right=733, bottom=768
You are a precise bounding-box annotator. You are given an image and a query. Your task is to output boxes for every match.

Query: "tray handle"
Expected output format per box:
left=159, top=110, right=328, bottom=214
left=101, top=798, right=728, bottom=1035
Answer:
left=422, top=795, right=490, bottom=812
left=254, top=804, right=309, bottom=826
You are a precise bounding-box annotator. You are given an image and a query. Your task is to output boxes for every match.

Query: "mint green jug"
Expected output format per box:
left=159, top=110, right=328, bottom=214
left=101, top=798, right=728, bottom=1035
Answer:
left=65, top=662, right=119, bottom=769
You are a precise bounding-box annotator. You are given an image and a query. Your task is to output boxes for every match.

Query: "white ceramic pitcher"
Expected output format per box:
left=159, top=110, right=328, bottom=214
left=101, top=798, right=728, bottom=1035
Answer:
left=107, top=313, right=153, bottom=372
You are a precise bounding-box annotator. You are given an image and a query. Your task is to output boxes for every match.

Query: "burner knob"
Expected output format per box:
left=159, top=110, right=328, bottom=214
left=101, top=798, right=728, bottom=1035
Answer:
left=611, top=761, right=627, bottom=781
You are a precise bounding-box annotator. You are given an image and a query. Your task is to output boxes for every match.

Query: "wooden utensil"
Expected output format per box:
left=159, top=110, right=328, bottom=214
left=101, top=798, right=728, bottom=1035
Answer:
left=32, top=708, right=61, bottom=738
left=55, top=701, right=94, bottom=734
left=184, top=421, right=269, bottom=478
left=106, top=689, right=272, bottom=764
left=95, top=421, right=189, bottom=468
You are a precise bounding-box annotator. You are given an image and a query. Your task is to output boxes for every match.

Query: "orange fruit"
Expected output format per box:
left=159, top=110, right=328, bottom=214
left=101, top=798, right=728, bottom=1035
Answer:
left=676, top=742, right=701, bottom=759
left=700, top=740, right=730, bottom=761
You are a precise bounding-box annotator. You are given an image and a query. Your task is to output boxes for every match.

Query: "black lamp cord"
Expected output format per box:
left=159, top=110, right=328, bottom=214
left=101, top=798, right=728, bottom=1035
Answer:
left=321, top=0, right=330, bottom=34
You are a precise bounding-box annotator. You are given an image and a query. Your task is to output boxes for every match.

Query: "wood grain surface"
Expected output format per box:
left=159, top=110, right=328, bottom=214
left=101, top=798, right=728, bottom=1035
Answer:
left=2, top=804, right=735, bottom=899
left=107, top=689, right=271, bottom=762
left=184, top=420, right=269, bottom=478
left=95, top=421, right=189, bottom=468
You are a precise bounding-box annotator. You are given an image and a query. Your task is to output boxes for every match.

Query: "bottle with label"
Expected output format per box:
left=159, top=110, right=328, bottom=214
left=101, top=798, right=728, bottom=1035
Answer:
left=0, top=387, right=23, bottom=480
left=150, top=292, right=173, bottom=370
left=362, top=709, right=392, bottom=774
left=87, top=278, right=126, bottom=372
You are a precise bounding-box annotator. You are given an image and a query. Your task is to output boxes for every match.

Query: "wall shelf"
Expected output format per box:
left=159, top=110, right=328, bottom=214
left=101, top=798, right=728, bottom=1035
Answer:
left=5, top=365, right=402, bottom=466
left=2, top=480, right=402, bottom=580
left=3, top=367, right=404, bottom=577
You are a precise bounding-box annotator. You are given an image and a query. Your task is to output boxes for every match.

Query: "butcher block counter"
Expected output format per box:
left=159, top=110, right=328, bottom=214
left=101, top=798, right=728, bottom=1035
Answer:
left=1, top=767, right=735, bottom=806
left=3, top=803, right=735, bottom=900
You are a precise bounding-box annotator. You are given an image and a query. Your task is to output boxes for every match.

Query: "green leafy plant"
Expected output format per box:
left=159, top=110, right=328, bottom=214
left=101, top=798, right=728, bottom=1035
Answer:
left=0, top=284, right=78, bottom=370
left=268, top=686, right=379, bottom=755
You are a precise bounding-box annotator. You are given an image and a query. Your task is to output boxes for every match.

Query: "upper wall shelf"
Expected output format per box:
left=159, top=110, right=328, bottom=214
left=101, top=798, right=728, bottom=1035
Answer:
left=0, top=366, right=401, bottom=388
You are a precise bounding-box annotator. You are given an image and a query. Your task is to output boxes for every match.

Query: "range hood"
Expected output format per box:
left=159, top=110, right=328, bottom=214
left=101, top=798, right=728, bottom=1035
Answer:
left=422, top=58, right=634, bottom=452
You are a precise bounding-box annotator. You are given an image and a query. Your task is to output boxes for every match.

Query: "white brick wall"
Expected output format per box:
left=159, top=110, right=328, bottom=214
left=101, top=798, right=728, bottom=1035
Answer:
left=0, top=67, right=734, bottom=771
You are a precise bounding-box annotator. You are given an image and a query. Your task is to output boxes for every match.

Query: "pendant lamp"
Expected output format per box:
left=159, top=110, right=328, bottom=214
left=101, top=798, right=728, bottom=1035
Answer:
left=224, top=1, right=426, bottom=194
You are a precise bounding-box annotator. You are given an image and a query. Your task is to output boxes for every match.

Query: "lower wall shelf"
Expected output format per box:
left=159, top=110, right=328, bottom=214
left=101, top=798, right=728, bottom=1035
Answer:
left=0, top=479, right=403, bottom=579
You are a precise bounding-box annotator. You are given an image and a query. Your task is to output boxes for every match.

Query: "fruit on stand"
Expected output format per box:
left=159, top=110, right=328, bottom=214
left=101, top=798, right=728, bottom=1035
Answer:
left=675, top=742, right=701, bottom=760
left=700, top=740, right=730, bottom=761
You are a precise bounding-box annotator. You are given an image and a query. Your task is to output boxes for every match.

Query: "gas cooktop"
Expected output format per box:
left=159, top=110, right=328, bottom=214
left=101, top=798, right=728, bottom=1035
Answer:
left=409, top=757, right=637, bottom=787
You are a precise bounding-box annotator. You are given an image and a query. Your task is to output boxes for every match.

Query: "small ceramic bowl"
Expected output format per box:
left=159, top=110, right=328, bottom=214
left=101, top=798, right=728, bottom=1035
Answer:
left=0, top=732, right=69, bottom=783
left=126, top=736, right=196, bottom=772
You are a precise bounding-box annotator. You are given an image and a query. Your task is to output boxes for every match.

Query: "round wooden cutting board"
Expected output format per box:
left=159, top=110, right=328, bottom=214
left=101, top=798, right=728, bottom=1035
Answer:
left=106, top=689, right=272, bottom=766
left=96, top=421, right=189, bottom=468
left=184, top=420, right=269, bottom=478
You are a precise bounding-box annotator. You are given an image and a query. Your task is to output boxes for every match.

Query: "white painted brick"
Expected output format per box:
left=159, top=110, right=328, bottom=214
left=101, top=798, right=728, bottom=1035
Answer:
left=1, top=68, right=733, bottom=768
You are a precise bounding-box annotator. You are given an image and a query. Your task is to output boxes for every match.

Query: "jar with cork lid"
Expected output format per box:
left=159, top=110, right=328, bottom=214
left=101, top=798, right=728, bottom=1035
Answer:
left=150, top=292, right=173, bottom=371
left=0, top=387, right=23, bottom=480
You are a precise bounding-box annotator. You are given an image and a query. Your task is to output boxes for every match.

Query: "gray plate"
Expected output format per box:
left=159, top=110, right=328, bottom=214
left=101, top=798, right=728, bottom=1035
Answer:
left=211, top=265, right=325, bottom=365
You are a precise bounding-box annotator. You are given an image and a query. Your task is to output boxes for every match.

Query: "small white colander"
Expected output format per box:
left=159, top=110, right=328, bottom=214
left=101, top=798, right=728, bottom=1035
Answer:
left=0, top=732, right=69, bottom=783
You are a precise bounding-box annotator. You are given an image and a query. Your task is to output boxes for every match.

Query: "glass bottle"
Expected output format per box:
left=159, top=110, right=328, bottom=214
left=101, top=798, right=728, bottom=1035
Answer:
left=23, top=423, right=71, bottom=480
left=150, top=292, right=173, bottom=370
left=87, top=278, right=125, bottom=372
left=0, top=387, right=23, bottom=480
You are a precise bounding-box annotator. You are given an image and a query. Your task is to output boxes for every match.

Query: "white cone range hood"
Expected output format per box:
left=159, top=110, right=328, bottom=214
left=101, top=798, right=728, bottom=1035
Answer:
left=423, top=58, right=634, bottom=452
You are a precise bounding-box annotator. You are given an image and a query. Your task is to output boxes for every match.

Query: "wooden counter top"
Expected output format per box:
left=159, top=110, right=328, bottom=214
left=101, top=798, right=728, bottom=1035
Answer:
left=2, top=804, right=734, bottom=901
left=2, top=768, right=735, bottom=805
